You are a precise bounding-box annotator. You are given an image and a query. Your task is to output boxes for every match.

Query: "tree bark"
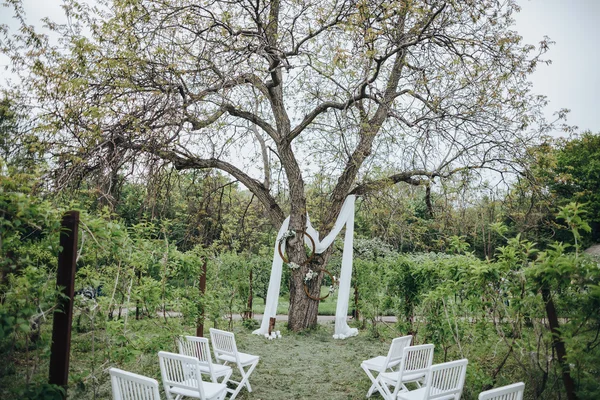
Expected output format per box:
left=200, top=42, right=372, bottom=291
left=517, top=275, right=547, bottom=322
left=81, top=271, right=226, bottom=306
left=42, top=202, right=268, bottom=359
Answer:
left=541, top=286, right=577, bottom=400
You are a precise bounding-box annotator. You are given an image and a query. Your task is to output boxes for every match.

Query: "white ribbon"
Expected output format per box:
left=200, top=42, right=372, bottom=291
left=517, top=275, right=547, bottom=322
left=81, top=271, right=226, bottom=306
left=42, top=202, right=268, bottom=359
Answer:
left=253, top=195, right=358, bottom=339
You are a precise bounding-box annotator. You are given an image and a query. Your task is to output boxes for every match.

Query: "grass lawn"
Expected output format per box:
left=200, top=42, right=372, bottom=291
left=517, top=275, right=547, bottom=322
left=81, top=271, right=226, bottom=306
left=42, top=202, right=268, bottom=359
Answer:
left=230, top=323, right=386, bottom=399
left=2, top=311, right=402, bottom=399
left=61, top=317, right=391, bottom=399
left=2, top=311, right=549, bottom=399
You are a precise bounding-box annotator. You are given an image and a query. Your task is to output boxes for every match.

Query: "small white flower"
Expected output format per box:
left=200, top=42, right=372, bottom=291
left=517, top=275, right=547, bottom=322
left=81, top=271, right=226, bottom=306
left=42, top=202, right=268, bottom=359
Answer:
left=304, top=269, right=318, bottom=282
left=288, top=262, right=301, bottom=270
left=279, top=230, right=297, bottom=244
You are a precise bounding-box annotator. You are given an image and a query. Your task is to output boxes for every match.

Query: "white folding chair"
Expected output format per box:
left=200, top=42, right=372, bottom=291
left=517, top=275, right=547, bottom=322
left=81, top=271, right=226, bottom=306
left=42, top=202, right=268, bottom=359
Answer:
left=379, top=344, right=435, bottom=399
left=209, top=328, right=260, bottom=400
left=109, top=367, right=161, bottom=400
left=398, top=359, right=468, bottom=400
left=178, top=335, right=233, bottom=384
left=361, top=335, right=413, bottom=397
left=478, top=382, right=525, bottom=400
left=158, top=351, right=227, bottom=400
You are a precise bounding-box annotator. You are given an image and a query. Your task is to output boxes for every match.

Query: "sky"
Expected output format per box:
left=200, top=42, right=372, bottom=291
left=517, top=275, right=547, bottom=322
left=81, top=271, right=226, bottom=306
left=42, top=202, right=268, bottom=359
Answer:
left=1, top=0, right=599, bottom=135
left=514, top=0, right=600, bottom=134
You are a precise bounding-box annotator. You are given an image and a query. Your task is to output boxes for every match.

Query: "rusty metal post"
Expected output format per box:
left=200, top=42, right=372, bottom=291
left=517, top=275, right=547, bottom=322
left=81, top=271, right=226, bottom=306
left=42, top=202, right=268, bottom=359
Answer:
left=49, top=211, right=79, bottom=395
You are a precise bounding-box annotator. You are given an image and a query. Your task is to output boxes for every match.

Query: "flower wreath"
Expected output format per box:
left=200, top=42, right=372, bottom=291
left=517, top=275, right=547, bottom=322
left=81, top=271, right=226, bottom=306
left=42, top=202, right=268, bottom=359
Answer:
left=278, top=229, right=316, bottom=266
left=303, top=268, right=339, bottom=301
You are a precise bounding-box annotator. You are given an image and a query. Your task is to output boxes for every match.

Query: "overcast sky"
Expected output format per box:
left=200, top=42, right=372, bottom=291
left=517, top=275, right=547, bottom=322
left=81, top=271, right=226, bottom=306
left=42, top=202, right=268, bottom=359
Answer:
left=514, top=0, right=600, bottom=134
left=1, top=0, right=599, bottom=134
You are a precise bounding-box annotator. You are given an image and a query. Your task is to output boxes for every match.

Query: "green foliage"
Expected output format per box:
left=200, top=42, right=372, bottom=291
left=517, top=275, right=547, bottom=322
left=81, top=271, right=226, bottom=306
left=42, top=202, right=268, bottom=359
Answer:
left=349, top=204, right=600, bottom=398
left=21, top=384, right=66, bottom=400
left=553, top=132, right=600, bottom=229
left=0, top=165, right=63, bottom=388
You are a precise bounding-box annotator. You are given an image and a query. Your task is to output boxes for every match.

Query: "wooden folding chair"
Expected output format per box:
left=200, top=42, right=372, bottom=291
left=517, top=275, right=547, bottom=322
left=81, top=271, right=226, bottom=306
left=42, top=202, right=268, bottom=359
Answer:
left=361, top=335, right=413, bottom=397
left=478, top=382, right=525, bottom=400
left=109, top=367, right=161, bottom=400
left=379, top=343, right=435, bottom=399
left=178, top=335, right=233, bottom=384
left=209, top=328, right=260, bottom=400
left=158, top=351, right=227, bottom=400
left=398, top=359, right=468, bottom=400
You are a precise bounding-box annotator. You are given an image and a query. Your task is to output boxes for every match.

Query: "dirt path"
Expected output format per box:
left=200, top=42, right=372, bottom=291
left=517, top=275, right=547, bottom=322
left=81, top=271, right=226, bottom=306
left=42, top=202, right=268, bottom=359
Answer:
left=155, top=310, right=397, bottom=323
left=230, top=313, right=397, bottom=323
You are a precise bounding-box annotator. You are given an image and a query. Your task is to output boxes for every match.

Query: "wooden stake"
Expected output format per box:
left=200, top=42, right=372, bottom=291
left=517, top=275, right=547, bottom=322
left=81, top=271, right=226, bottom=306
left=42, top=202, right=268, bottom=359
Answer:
left=49, top=211, right=79, bottom=395
left=268, top=317, right=276, bottom=335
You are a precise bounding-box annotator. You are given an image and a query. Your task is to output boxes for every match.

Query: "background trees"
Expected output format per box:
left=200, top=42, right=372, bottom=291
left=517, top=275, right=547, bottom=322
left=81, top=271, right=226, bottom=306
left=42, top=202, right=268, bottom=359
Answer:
left=2, top=0, right=556, bottom=330
left=551, top=132, right=600, bottom=242
left=2, top=1, right=599, bottom=397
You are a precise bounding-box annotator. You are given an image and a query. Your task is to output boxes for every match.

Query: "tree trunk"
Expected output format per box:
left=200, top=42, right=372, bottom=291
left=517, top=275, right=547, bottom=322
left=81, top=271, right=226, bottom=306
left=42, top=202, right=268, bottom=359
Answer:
left=197, top=259, right=207, bottom=337
left=244, top=268, right=253, bottom=320
left=288, top=272, right=321, bottom=331
left=541, top=286, right=577, bottom=400
left=287, top=251, right=332, bottom=331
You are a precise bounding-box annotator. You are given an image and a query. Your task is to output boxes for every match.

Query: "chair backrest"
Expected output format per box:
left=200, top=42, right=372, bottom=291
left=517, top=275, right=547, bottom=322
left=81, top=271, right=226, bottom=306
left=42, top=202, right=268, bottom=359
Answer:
left=478, top=382, right=525, bottom=400
left=109, top=367, right=161, bottom=400
left=179, top=335, right=215, bottom=373
left=423, top=359, right=468, bottom=400
left=209, top=328, right=239, bottom=361
left=401, top=343, right=435, bottom=376
left=158, top=351, right=206, bottom=400
left=389, top=344, right=435, bottom=398
left=385, top=335, right=413, bottom=367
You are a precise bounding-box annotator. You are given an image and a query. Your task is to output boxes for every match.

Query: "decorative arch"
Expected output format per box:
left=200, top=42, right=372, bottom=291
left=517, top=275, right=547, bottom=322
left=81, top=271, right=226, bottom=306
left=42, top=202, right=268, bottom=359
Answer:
left=253, top=195, right=358, bottom=339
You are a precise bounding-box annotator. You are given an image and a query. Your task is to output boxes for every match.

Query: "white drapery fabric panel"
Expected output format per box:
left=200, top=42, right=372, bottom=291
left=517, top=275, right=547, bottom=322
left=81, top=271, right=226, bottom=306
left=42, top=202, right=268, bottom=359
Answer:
left=253, top=217, right=290, bottom=336
left=253, top=195, right=358, bottom=339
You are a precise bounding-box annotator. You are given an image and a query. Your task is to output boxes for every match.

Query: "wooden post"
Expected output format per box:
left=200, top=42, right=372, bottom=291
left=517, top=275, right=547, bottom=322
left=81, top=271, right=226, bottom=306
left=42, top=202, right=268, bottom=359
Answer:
left=268, top=317, right=276, bottom=335
left=196, top=259, right=207, bottom=337
left=49, top=211, right=79, bottom=395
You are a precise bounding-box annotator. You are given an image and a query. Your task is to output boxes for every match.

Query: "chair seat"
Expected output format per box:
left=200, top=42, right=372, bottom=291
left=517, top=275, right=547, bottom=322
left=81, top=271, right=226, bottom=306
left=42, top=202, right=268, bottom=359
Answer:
left=169, top=379, right=227, bottom=399
left=362, top=355, right=401, bottom=371
left=217, top=351, right=259, bottom=366
left=380, top=370, right=426, bottom=384
left=398, top=387, right=456, bottom=400
left=199, top=363, right=232, bottom=376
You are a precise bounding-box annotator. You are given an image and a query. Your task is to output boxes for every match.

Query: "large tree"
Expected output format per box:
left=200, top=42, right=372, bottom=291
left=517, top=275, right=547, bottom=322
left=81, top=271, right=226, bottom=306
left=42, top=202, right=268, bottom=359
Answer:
left=2, top=0, right=552, bottom=330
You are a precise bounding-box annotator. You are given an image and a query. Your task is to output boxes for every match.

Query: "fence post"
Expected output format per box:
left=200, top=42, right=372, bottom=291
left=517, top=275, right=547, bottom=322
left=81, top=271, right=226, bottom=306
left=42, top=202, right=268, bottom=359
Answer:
left=49, top=211, right=79, bottom=395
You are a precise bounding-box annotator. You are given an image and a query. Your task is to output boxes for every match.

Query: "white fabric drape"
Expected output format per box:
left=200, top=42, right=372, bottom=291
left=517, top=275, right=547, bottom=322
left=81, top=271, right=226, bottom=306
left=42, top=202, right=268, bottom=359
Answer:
left=253, top=195, right=358, bottom=339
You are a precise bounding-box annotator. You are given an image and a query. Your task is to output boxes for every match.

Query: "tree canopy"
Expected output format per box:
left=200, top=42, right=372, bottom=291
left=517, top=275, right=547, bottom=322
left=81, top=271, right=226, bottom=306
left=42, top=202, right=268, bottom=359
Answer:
left=1, top=0, right=557, bottom=329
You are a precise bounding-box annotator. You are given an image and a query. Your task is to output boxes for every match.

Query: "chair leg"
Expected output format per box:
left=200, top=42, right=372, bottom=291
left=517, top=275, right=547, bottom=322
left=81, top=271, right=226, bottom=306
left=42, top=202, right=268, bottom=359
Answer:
left=217, top=369, right=233, bottom=385
left=241, top=360, right=258, bottom=392
left=164, top=385, right=175, bottom=400
left=361, top=364, right=382, bottom=398
left=229, top=361, right=258, bottom=400
left=379, top=380, right=396, bottom=400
